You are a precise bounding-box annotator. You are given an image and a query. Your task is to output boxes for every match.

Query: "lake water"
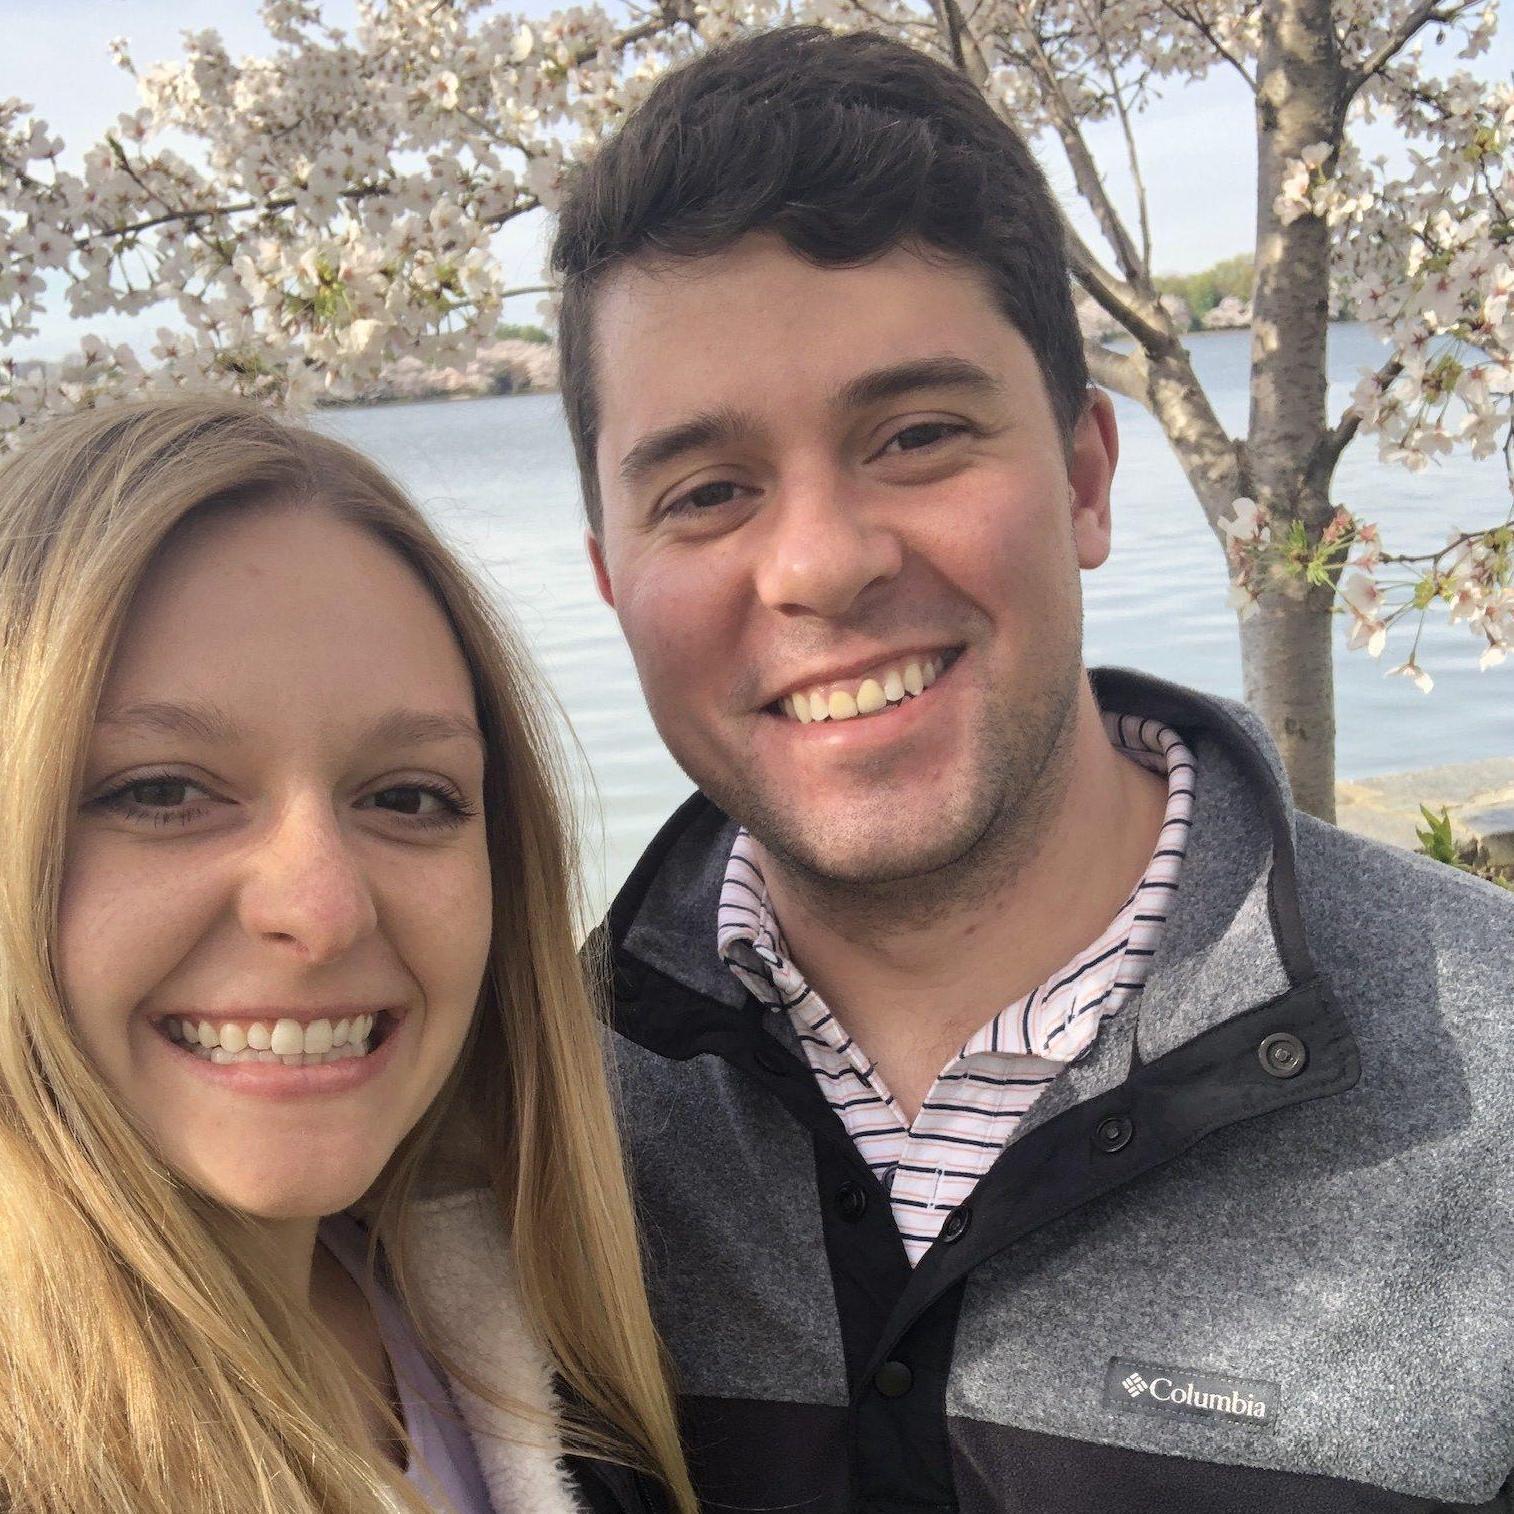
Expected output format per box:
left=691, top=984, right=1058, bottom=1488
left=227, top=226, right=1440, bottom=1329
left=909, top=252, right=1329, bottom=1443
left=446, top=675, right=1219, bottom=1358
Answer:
left=319, top=323, right=1513, bottom=912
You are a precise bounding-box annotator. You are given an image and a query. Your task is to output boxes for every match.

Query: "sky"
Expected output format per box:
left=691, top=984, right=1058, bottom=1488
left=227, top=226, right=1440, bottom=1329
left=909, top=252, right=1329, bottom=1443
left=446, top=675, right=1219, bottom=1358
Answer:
left=4, top=0, right=1511, bottom=358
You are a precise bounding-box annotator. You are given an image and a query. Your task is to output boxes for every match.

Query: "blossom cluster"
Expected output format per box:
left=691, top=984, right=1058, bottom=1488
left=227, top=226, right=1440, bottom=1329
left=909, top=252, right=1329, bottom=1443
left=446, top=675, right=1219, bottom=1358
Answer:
left=2, top=0, right=688, bottom=431
left=1222, top=495, right=1512, bottom=692
left=1273, top=66, right=1514, bottom=485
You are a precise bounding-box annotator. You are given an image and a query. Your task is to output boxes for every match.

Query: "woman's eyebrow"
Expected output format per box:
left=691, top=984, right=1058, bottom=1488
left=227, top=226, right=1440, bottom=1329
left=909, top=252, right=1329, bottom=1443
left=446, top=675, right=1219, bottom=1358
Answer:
left=360, top=709, right=486, bottom=750
left=96, top=699, right=240, bottom=744
left=96, top=700, right=485, bottom=749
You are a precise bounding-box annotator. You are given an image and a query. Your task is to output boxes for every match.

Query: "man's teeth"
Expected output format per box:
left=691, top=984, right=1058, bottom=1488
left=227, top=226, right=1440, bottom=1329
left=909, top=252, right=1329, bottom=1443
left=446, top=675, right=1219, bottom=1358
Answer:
left=782, top=655, right=945, bottom=723
left=162, top=1013, right=378, bottom=1066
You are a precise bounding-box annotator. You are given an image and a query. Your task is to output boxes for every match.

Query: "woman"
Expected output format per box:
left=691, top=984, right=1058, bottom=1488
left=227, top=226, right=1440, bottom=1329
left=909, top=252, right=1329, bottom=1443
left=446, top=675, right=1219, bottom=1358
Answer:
left=0, top=397, right=695, bottom=1514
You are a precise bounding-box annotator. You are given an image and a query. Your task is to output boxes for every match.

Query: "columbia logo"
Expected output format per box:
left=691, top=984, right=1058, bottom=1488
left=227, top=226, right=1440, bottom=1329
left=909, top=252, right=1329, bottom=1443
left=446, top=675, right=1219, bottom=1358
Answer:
left=1104, top=1357, right=1279, bottom=1428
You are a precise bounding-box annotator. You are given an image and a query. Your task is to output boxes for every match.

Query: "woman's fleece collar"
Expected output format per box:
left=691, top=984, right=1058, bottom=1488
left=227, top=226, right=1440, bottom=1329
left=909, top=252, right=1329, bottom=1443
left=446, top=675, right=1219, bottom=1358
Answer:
left=402, top=1188, right=584, bottom=1514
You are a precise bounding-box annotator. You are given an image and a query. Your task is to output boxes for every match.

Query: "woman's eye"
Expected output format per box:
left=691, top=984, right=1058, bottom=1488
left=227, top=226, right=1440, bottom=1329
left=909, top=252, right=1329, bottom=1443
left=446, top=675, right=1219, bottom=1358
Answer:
left=880, top=420, right=969, bottom=455
left=127, top=779, right=194, bottom=808
left=93, top=775, right=211, bottom=828
left=357, top=783, right=476, bottom=829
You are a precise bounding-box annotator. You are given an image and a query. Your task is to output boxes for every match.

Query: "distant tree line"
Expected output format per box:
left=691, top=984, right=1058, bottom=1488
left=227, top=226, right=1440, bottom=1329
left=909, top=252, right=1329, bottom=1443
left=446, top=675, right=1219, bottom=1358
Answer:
left=1153, top=255, right=1255, bottom=325
left=495, top=322, right=552, bottom=344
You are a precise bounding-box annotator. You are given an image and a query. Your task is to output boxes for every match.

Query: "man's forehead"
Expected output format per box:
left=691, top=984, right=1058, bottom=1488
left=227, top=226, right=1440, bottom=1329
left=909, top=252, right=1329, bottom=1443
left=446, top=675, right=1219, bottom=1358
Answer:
left=591, top=240, right=1027, bottom=434
left=594, top=233, right=1003, bottom=344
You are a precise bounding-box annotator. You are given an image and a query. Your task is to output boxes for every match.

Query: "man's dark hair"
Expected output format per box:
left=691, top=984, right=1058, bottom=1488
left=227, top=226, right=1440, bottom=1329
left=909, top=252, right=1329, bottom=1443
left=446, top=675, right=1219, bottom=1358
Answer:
left=550, top=25, right=1088, bottom=531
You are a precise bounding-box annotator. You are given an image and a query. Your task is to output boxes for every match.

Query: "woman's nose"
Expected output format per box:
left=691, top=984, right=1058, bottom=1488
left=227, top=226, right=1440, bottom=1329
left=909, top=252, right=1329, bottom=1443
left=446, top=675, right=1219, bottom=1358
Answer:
left=235, top=797, right=379, bottom=964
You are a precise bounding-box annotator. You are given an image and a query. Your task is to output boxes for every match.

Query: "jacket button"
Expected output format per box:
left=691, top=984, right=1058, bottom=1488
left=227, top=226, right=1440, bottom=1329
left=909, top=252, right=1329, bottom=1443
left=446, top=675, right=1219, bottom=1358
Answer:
left=939, top=1205, right=972, bottom=1243
left=1093, top=1113, right=1134, bottom=1153
left=835, top=1182, right=867, bottom=1222
left=1258, top=1032, right=1308, bottom=1079
left=874, top=1361, right=913, bottom=1398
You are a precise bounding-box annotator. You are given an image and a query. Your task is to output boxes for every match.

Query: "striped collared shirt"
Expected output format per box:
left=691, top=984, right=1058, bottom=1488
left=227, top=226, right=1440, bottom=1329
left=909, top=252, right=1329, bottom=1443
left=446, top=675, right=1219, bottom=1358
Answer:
left=716, top=711, right=1196, bottom=1264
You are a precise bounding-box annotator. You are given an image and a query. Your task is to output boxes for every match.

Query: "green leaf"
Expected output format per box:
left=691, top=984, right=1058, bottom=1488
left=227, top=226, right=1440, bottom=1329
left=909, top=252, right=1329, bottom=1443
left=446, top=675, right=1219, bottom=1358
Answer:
left=1414, top=804, right=1458, bottom=863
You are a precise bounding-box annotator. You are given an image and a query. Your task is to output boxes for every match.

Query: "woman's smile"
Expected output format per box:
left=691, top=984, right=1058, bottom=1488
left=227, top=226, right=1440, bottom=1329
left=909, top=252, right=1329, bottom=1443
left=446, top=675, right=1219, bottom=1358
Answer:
left=146, top=1005, right=407, bottom=1101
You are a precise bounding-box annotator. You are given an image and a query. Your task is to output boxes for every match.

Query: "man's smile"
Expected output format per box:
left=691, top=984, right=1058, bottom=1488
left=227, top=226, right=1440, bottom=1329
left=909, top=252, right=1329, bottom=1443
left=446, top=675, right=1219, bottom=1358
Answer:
left=767, top=646, right=964, bottom=723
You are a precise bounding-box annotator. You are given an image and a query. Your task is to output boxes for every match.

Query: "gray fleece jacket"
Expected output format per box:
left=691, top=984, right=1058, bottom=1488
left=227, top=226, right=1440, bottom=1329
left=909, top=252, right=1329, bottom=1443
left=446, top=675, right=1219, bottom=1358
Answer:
left=598, top=667, right=1514, bottom=1513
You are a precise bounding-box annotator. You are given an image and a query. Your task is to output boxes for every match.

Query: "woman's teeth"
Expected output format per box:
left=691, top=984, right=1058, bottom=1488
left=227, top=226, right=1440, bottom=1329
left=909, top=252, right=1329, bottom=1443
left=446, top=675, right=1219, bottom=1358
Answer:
left=780, top=654, right=947, bottom=723
left=162, top=1013, right=378, bottom=1066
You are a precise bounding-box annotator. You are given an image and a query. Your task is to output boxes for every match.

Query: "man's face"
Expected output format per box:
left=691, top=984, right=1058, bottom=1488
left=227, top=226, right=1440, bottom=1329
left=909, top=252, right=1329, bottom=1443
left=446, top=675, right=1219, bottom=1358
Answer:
left=589, top=233, right=1118, bottom=886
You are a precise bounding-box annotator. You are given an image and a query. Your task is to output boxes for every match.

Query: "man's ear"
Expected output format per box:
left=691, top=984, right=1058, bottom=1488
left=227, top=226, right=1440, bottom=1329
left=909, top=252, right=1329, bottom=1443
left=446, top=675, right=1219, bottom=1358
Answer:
left=1069, top=387, right=1118, bottom=571
left=586, top=529, right=615, bottom=609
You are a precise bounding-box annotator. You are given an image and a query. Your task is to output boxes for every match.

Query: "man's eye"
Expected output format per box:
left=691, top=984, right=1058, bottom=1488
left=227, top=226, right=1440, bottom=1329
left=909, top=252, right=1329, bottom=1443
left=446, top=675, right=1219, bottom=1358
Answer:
left=881, top=421, right=968, bottom=454
left=666, top=480, right=743, bottom=516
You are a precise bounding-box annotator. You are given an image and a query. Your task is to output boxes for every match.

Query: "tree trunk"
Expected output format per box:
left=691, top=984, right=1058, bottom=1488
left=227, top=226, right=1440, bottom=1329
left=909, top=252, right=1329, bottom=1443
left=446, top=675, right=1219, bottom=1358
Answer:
left=1240, top=584, right=1338, bottom=818
left=1247, top=0, right=1343, bottom=821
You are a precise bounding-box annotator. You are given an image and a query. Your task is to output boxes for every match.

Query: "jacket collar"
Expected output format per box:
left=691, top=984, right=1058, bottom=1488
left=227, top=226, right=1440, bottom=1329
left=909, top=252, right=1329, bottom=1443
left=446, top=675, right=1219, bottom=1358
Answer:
left=603, top=669, right=1363, bottom=1391
left=606, top=666, right=1322, bottom=1061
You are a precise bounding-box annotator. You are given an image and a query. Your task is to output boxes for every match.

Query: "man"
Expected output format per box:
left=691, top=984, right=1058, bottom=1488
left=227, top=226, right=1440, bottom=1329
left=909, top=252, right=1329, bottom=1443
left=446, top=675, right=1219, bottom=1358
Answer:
left=551, top=26, right=1514, bottom=1514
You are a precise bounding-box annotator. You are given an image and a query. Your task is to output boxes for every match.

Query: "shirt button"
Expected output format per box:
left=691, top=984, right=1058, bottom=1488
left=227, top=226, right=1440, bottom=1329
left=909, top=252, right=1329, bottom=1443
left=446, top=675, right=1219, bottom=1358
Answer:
left=939, top=1205, right=972, bottom=1243
left=1258, top=1032, right=1308, bottom=1079
left=1093, top=1113, right=1134, bottom=1153
left=835, top=1182, right=868, bottom=1222
left=874, top=1361, right=913, bottom=1398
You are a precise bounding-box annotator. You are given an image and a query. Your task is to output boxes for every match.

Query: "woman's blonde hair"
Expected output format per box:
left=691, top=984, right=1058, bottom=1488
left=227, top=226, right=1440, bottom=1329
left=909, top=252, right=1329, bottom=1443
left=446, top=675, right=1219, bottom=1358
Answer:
left=0, top=397, right=694, bottom=1514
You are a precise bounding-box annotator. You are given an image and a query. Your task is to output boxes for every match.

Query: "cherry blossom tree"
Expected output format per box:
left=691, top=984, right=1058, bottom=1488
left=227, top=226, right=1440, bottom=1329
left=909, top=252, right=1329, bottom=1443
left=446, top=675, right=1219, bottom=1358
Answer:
left=1, top=0, right=1510, bottom=818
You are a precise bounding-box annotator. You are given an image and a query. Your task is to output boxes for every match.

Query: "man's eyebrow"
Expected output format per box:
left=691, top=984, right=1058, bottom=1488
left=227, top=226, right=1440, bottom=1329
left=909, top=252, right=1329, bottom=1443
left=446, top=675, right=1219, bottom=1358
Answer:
left=617, top=405, right=758, bottom=492
left=834, top=356, right=1004, bottom=411
left=96, top=700, right=485, bottom=750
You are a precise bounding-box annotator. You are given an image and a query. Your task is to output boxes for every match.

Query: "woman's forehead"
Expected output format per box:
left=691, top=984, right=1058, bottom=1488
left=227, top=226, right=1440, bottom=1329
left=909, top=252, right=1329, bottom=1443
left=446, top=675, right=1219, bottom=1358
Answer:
left=98, top=504, right=479, bottom=746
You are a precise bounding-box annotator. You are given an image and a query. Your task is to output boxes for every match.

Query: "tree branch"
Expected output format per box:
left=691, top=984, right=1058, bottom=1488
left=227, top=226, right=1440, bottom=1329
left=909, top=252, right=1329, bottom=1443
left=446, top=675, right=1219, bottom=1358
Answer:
left=1305, top=354, right=1403, bottom=489
left=1007, top=5, right=1151, bottom=289
left=1157, top=0, right=1259, bottom=91
left=928, top=0, right=992, bottom=85
left=1340, top=0, right=1481, bottom=108
left=1077, top=0, right=1154, bottom=271
left=1084, top=340, right=1148, bottom=403
left=1062, top=220, right=1176, bottom=354
left=73, top=185, right=535, bottom=248
left=573, top=1, right=695, bottom=67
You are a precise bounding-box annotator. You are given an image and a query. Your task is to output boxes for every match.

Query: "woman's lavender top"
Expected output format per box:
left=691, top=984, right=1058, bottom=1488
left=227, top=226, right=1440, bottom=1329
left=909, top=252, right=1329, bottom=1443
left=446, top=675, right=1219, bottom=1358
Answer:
left=320, top=1211, right=495, bottom=1514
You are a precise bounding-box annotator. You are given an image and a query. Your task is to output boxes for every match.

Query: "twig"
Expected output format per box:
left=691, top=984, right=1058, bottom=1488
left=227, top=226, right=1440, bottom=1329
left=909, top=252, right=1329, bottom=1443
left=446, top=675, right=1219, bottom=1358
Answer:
left=1306, top=354, right=1404, bottom=490
left=1341, top=0, right=1482, bottom=109
left=1157, top=0, right=1259, bottom=91
left=1076, top=0, right=1154, bottom=277
left=1007, top=3, right=1149, bottom=288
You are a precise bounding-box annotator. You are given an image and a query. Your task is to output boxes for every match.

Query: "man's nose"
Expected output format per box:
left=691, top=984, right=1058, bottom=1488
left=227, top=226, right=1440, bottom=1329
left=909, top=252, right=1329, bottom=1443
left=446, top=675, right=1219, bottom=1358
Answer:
left=235, top=796, right=379, bottom=964
left=752, top=469, right=904, bottom=618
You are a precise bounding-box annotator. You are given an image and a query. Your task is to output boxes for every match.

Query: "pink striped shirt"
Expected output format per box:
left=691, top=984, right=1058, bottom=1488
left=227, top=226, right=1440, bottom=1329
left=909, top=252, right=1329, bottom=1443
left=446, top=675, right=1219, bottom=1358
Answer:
left=717, top=711, right=1195, bottom=1264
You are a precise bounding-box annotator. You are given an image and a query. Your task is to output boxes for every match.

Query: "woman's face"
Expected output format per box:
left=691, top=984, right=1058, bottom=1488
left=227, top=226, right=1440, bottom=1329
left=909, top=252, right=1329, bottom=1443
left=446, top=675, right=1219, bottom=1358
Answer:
left=58, top=501, right=494, bottom=1220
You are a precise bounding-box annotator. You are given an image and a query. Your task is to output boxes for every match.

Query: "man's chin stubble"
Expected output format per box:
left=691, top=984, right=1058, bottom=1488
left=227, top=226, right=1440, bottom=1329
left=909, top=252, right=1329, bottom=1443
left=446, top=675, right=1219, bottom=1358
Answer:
left=726, top=680, right=1081, bottom=924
